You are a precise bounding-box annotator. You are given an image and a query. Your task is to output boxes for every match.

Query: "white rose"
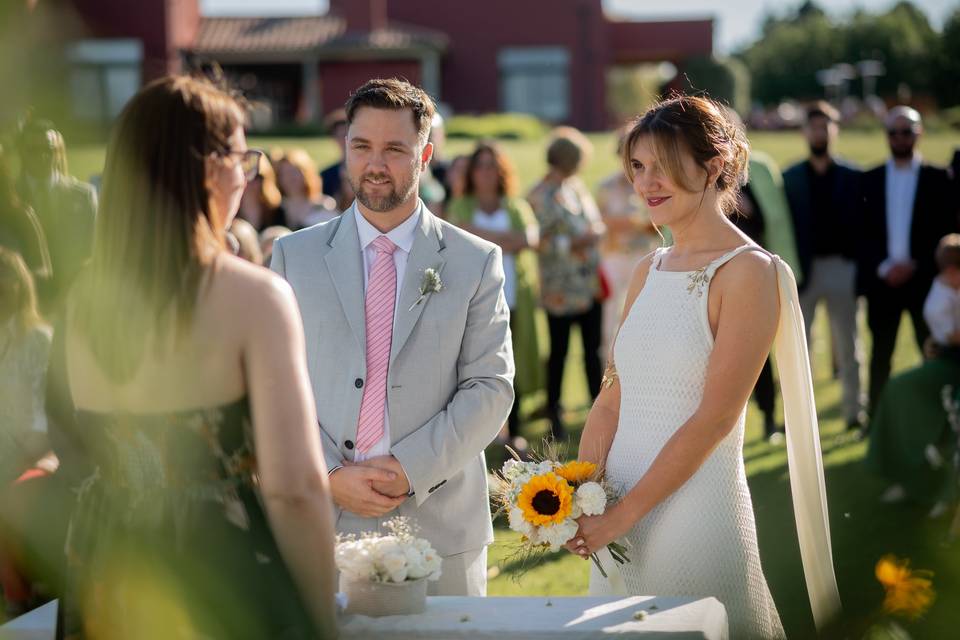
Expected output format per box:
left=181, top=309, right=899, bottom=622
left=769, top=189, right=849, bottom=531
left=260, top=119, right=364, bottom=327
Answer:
left=570, top=500, right=583, bottom=519
left=508, top=507, right=534, bottom=537
left=576, top=482, right=607, bottom=516
left=539, top=519, right=579, bottom=551
left=387, top=566, right=409, bottom=583
left=422, top=549, right=442, bottom=581
left=382, top=551, right=407, bottom=574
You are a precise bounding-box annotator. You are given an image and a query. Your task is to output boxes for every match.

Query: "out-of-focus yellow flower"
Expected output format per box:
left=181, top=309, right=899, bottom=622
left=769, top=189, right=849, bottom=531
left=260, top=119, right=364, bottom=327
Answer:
left=518, top=473, right=573, bottom=526
left=555, top=461, right=597, bottom=484
left=875, top=555, right=935, bottom=620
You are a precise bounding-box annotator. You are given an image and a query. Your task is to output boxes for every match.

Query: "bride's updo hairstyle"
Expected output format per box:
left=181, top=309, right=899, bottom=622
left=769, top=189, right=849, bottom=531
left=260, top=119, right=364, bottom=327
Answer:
left=621, top=94, right=750, bottom=214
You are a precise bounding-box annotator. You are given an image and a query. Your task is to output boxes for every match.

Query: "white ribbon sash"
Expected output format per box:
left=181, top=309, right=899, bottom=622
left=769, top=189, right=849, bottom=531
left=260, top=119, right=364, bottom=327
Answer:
left=771, top=257, right=842, bottom=629
left=596, top=546, right=628, bottom=596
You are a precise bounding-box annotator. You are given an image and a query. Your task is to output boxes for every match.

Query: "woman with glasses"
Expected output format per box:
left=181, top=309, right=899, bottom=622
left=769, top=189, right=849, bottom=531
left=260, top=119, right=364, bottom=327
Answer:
left=50, top=75, right=338, bottom=638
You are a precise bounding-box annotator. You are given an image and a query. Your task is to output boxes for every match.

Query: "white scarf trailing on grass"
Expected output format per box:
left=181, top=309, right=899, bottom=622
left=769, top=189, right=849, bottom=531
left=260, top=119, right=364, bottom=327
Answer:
left=771, top=256, right=842, bottom=631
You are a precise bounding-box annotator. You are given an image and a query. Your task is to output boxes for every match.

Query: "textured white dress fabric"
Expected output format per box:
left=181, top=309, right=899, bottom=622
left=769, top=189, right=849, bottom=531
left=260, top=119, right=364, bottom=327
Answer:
left=588, top=246, right=785, bottom=639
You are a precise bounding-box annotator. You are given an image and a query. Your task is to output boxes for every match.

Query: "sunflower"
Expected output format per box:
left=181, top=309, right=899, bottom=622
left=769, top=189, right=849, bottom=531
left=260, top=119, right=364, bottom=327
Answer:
left=517, top=473, right=573, bottom=527
left=875, top=555, right=935, bottom=619
left=555, top=461, right=597, bottom=485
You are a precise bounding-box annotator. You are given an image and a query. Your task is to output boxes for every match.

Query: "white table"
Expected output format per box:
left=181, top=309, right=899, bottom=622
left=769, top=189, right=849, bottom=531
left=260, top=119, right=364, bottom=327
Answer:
left=1, top=596, right=727, bottom=640
left=341, top=596, right=728, bottom=639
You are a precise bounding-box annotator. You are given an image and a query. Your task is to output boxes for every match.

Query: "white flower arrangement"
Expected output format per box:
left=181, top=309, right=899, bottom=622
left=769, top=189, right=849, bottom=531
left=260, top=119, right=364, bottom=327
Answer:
left=335, top=517, right=442, bottom=584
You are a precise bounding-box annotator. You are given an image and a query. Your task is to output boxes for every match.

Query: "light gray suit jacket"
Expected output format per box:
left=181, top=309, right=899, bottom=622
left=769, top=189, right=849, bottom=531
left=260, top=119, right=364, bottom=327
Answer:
left=270, top=202, right=514, bottom=556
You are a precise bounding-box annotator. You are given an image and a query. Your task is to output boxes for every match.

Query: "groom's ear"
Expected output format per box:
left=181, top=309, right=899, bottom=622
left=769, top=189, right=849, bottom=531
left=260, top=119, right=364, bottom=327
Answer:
left=420, top=141, right=434, bottom=169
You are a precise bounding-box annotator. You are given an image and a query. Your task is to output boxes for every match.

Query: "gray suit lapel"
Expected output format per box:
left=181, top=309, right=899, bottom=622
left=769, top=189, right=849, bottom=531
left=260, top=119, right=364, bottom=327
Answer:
left=391, top=207, right=446, bottom=365
left=323, top=207, right=366, bottom=351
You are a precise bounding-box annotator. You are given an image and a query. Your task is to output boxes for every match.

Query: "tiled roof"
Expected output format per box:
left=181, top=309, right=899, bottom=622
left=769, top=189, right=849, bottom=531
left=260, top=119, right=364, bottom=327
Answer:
left=190, top=16, right=447, bottom=55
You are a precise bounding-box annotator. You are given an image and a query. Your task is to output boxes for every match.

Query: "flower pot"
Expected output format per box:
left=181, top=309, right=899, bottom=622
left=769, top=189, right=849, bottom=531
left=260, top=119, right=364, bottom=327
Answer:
left=339, top=575, right=428, bottom=617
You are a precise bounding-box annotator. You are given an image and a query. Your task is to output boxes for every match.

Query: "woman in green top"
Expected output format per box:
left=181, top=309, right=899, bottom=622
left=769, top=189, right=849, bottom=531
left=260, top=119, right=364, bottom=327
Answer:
left=447, top=142, right=542, bottom=449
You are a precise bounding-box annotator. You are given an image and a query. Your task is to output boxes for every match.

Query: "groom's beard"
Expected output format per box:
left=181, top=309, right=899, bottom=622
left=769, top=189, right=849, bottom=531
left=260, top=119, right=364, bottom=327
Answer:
left=351, top=166, right=420, bottom=212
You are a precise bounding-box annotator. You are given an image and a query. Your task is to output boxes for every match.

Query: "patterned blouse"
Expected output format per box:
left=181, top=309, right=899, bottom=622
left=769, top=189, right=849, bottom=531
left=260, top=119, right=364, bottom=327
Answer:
left=0, top=322, right=51, bottom=482
left=528, top=177, right=604, bottom=316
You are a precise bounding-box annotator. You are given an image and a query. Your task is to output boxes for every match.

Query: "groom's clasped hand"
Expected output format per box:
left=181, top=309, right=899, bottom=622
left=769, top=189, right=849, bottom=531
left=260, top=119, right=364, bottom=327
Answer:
left=329, top=456, right=410, bottom=518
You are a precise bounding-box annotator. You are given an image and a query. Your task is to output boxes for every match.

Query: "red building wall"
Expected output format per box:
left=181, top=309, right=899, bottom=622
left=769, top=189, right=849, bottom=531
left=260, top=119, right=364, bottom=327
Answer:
left=383, top=0, right=609, bottom=130
left=70, top=0, right=198, bottom=79
left=319, top=60, right=422, bottom=116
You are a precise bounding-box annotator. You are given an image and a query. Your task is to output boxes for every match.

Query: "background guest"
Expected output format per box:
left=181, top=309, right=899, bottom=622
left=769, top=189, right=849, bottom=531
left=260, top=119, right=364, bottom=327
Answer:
left=528, top=127, right=606, bottom=438
left=0, top=148, right=50, bottom=287
left=48, top=75, right=338, bottom=637
left=259, top=225, right=291, bottom=266
left=447, top=141, right=541, bottom=451
left=275, top=148, right=339, bottom=230
left=858, top=106, right=957, bottom=413
left=319, top=108, right=349, bottom=210
left=733, top=147, right=803, bottom=441
left=783, top=101, right=865, bottom=430
left=0, top=247, right=53, bottom=616
left=237, top=153, right=282, bottom=231
left=595, top=130, right=659, bottom=356
left=444, top=154, right=470, bottom=203
left=867, top=234, right=960, bottom=513
left=15, top=119, right=96, bottom=315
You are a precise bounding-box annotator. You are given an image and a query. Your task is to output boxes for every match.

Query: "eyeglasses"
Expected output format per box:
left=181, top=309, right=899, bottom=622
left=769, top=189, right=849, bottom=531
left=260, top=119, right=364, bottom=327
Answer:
left=222, top=149, right=264, bottom=181
left=886, top=128, right=917, bottom=138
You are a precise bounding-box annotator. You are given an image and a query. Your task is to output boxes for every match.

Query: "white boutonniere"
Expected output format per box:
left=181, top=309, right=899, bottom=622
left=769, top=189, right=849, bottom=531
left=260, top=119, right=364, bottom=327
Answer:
left=409, top=266, right=444, bottom=311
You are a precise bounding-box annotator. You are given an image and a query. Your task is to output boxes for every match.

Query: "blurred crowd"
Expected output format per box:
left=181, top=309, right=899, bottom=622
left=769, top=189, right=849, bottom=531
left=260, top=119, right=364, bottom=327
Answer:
left=1, top=95, right=960, bottom=620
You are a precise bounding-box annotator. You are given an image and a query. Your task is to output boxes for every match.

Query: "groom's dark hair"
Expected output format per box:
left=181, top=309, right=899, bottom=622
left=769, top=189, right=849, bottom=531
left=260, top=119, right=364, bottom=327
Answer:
left=345, top=78, right=435, bottom=145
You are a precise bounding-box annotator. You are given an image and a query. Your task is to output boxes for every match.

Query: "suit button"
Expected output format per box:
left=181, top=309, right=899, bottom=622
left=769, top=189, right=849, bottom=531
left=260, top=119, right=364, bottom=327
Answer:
left=345, top=440, right=354, bottom=450
left=355, top=378, right=364, bottom=389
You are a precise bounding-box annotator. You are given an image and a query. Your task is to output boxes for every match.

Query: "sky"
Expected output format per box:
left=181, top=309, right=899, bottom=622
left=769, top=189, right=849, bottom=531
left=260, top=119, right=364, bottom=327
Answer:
left=201, top=0, right=959, bottom=53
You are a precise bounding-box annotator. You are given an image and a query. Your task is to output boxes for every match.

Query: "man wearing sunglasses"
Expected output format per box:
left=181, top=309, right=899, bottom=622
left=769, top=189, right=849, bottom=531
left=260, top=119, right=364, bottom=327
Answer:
left=858, top=106, right=957, bottom=413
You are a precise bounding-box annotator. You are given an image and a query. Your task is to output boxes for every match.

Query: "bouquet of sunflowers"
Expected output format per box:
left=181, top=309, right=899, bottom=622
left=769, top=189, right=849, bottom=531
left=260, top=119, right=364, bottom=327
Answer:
left=492, top=445, right=629, bottom=578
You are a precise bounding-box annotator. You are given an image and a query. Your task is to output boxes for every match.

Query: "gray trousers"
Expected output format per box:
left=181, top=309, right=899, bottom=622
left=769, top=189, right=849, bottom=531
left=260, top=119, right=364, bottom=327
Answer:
left=428, top=547, right=488, bottom=596
left=799, top=256, right=863, bottom=422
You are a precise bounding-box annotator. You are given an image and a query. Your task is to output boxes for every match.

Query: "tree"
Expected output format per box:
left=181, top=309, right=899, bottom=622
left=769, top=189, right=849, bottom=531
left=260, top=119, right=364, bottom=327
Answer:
left=934, top=8, right=960, bottom=107
left=737, top=0, right=940, bottom=106
left=673, top=57, right=751, bottom=115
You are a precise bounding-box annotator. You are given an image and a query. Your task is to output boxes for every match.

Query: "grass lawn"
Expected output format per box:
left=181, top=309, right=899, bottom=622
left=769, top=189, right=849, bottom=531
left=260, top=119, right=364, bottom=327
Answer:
left=64, top=129, right=960, bottom=637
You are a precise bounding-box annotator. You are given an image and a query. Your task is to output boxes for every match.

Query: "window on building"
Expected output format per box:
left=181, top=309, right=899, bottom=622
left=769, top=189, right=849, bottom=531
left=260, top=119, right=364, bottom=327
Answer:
left=498, top=47, right=570, bottom=121
left=66, top=40, right=143, bottom=125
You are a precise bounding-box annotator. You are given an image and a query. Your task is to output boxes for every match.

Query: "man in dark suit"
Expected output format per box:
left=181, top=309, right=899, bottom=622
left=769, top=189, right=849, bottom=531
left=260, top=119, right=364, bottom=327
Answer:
left=858, top=106, right=957, bottom=411
left=16, top=120, right=97, bottom=315
left=783, top=101, right=865, bottom=430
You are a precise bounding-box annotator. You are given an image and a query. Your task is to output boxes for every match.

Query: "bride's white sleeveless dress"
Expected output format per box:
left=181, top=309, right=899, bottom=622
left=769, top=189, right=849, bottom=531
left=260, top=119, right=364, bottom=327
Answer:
left=589, top=245, right=785, bottom=639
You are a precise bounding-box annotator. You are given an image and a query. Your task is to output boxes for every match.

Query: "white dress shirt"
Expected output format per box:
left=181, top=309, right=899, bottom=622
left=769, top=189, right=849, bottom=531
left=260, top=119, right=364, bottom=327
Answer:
left=352, top=202, right=422, bottom=461
left=923, top=276, right=960, bottom=345
left=879, top=156, right=921, bottom=277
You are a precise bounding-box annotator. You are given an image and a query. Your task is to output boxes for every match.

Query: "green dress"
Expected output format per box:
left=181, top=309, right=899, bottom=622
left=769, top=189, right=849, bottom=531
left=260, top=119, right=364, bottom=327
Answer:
left=866, top=356, right=960, bottom=504
left=447, top=195, right=544, bottom=398
left=48, top=333, right=321, bottom=638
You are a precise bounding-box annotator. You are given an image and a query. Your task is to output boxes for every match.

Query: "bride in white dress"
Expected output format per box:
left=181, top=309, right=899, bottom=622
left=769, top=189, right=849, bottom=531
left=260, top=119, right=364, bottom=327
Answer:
left=566, top=96, right=841, bottom=639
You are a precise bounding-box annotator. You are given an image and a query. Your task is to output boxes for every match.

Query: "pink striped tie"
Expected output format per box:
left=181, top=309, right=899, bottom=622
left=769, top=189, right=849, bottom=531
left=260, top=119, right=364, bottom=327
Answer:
left=355, top=235, right=398, bottom=453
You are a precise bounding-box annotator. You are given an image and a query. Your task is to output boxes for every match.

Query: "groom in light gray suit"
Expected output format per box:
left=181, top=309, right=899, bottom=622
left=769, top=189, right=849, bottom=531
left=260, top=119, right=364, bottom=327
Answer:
left=270, top=78, right=514, bottom=596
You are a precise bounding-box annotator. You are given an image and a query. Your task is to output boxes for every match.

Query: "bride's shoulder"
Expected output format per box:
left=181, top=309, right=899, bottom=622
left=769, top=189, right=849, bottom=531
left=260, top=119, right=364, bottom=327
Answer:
left=714, top=247, right=779, bottom=298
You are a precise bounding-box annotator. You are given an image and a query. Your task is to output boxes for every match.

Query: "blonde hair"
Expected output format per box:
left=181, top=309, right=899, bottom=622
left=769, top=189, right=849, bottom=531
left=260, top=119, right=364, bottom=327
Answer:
left=0, top=247, right=44, bottom=335
left=622, top=94, right=750, bottom=214
left=936, top=233, right=960, bottom=270
left=547, top=126, right=593, bottom=176
left=277, top=149, right=322, bottom=201
left=253, top=154, right=282, bottom=211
